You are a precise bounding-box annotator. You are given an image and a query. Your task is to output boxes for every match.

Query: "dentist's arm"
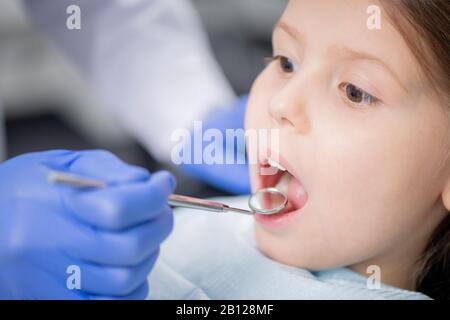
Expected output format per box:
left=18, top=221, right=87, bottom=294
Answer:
left=22, top=0, right=236, bottom=161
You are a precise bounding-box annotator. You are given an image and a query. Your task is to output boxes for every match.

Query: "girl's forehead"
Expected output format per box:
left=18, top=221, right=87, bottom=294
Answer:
left=279, top=0, right=421, bottom=92
left=281, top=0, right=401, bottom=52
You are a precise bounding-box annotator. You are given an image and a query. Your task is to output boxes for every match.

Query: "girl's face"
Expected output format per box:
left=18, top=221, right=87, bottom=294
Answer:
left=245, top=0, right=450, bottom=286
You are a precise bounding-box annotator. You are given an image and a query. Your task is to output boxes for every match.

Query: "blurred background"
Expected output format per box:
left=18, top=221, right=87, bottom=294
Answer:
left=0, top=0, right=287, bottom=196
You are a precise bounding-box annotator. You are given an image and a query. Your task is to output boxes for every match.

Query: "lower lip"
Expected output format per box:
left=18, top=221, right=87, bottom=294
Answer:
left=254, top=173, right=308, bottom=229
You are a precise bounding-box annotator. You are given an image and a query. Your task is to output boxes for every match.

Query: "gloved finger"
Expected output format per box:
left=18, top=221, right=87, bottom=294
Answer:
left=206, top=163, right=250, bottom=194
left=88, top=282, right=149, bottom=300
left=181, top=161, right=250, bottom=194
left=2, top=150, right=80, bottom=188
left=5, top=265, right=87, bottom=300
left=1, top=197, right=169, bottom=267
left=32, top=248, right=158, bottom=298
left=15, top=149, right=78, bottom=164
left=67, top=149, right=150, bottom=185
left=66, top=208, right=173, bottom=266
left=63, top=170, right=176, bottom=230
left=31, top=149, right=80, bottom=167
left=73, top=250, right=158, bottom=297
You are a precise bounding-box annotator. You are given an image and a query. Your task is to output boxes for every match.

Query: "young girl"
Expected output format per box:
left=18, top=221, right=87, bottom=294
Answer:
left=149, top=0, right=450, bottom=300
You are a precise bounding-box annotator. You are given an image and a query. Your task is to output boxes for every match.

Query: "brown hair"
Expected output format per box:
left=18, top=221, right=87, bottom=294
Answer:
left=380, top=0, right=450, bottom=300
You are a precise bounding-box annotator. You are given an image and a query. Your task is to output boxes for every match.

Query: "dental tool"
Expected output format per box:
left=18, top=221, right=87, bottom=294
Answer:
left=47, top=170, right=288, bottom=215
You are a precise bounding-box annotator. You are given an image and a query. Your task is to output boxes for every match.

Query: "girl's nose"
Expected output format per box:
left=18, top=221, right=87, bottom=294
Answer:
left=268, top=79, right=311, bottom=134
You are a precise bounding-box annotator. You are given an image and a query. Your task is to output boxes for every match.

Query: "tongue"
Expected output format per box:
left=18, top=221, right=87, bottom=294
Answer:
left=287, top=174, right=308, bottom=210
left=274, top=171, right=290, bottom=194
left=275, top=171, right=307, bottom=210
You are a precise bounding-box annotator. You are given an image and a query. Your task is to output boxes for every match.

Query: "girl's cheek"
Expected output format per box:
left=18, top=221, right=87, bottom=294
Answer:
left=246, top=71, right=276, bottom=129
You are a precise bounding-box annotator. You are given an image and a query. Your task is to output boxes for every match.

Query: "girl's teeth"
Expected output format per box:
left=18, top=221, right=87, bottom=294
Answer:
left=267, top=158, right=287, bottom=171
left=275, top=171, right=291, bottom=194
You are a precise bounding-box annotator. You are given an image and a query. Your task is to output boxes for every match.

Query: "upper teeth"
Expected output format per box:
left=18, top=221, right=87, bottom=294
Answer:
left=267, top=158, right=287, bottom=171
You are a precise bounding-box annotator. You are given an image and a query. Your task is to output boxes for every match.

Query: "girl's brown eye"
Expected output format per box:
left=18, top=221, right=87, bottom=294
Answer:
left=346, top=83, right=364, bottom=103
left=278, top=55, right=295, bottom=73
left=266, top=55, right=298, bottom=73
left=340, top=82, right=378, bottom=107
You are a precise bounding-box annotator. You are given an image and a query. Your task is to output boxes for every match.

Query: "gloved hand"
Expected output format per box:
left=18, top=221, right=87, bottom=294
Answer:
left=177, top=95, right=251, bottom=195
left=0, top=149, right=176, bottom=299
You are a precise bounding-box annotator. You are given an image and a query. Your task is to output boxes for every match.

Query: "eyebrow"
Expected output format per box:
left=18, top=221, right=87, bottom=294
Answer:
left=274, top=20, right=408, bottom=93
left=329, top=46, right=408, bottom=92
left=274, top=20, right=305, bottom=46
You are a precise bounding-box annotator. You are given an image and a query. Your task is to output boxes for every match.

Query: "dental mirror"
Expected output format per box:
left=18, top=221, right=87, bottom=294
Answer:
left=248, top=187, right=288, bottom=215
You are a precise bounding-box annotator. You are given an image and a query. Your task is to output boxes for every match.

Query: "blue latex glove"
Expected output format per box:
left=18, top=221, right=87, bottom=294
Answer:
left=0, top=149, right=176, bottom=299
left=178, top=95, right=251, bottom=194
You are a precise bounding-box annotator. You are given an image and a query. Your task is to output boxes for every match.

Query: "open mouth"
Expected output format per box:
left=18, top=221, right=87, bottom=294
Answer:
left=255, top=155, right=308, bottom=229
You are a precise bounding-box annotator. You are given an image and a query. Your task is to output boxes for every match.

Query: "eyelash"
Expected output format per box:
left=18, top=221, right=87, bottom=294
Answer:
left=266, top=55, right=380, bottom=108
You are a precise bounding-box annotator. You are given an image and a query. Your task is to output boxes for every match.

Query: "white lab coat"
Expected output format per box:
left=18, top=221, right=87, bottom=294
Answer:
left=0, top=0, right=234, bottom=162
